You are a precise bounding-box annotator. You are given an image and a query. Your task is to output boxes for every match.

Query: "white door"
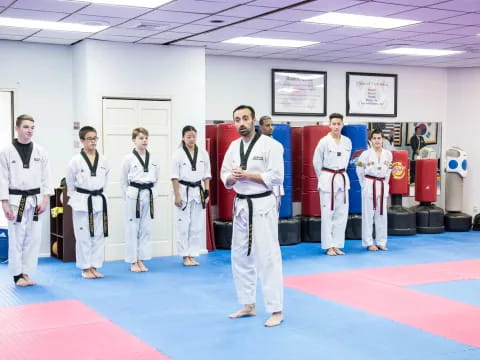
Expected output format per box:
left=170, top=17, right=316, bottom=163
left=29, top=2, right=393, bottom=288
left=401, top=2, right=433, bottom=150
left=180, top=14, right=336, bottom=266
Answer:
left=102, top=98, right=172, bottom=261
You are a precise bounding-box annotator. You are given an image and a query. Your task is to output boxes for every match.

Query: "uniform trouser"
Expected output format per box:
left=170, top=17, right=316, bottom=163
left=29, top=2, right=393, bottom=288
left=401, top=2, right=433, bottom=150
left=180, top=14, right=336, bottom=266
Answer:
left=174, top=200, right=204, bottom=257
left=124, top=196, right=152, bottom=263
left=8, top=203, right=42, bottom=276
left=73, top=210, right=106, bottom=270
left=362, top=193, right=388, bottom=247
left=320, top=191, right=349, bottom=249
left=231, top=198, right=283, bottom=313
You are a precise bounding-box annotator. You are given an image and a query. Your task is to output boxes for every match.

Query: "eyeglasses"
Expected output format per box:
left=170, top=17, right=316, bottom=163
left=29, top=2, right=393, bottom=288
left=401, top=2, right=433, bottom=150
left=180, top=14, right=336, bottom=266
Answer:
left=84, top=137, right=99, bottom=142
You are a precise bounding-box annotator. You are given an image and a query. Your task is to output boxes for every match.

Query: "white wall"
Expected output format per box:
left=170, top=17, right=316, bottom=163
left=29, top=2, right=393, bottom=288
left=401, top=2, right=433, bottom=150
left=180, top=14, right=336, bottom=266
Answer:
left=206, top=55, right=448, bottom=125
left=446, top=68, right=480, bottom=215
left=0, top=40, right=73, bottom=255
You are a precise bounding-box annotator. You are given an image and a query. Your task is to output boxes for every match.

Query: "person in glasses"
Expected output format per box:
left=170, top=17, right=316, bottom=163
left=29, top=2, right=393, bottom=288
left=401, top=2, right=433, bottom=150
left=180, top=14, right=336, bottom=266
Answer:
left=66, top=126, right=110, bottom=279
left=120, top=128, right=159, bottom=272
left=0, top=114, right=53, bottom=286
left=171, top=125, right=211, bottom=266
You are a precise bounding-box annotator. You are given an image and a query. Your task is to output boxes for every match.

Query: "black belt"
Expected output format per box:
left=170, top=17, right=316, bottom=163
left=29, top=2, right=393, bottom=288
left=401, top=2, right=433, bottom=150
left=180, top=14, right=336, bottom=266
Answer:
left=75, top=187, right=108, bottom=237
left=178, top=180, right=206, bottom=211
left=321, top=167, right=347, bottom=210
left=235, top=191, right=273, bottom=256
left=365, top=175, right=386, bottom=215
left=129, top=182, right=154, bottom=219
left=9, top=188, right=41, bottom=223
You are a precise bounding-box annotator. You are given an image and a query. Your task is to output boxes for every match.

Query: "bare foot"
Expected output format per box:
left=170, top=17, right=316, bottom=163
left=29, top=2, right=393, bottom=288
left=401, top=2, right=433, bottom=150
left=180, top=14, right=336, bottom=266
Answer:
left=189, top=257, right=199, bottom=266
left=264, top=312, right=283, bottom=327
left=22, top=274, right=36, bottom=286
left=183, top=256, right=192, bottom=266
left=90, top=268, right=104, bottom=278
left=15, top=277, right=30, bottom=287
left=367, top=245, right=379, bottom=251
left=377, top=245, right=389, bottom=251
left=138, top=261, right=149, bottom=272
left=333, top=248, right=345, bottom=255
left=131, top=263, right=141, bottom=272
left=82, top=269, right=95, bottom=279
left=229, top=304, right=256, bottom=319
left=326, top=248, right=337, bottom=256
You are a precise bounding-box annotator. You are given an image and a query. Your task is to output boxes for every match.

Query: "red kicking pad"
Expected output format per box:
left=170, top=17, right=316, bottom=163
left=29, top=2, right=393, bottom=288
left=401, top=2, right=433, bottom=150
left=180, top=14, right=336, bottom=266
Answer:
left=285, top=259, right=480, bottom=348
left=0, top=300, right=170, bottom=360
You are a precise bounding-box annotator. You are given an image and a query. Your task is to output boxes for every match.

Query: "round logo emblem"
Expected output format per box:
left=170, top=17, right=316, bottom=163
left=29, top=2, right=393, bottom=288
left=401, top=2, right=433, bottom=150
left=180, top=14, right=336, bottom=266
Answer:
left=391, top=161, right=405, bottom=180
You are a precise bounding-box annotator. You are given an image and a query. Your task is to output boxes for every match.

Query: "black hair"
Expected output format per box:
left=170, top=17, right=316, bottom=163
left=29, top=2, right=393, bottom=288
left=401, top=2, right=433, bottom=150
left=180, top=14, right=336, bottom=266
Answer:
left=79, top=126, right=97, bottom=140
left=233, top=105, right=255, bottom=119
left=259, top=115, right=272, bottom=126
left=371, top=129, right=383, bottom=137
left=182, top=125, right=197, bottom=136
left=329, top=113, right=344, bottom=122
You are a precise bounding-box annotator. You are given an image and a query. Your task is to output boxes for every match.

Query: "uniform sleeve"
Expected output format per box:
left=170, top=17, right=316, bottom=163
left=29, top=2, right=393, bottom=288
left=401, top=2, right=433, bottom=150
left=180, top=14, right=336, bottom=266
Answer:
left=312, top=140, right=324, bottom=179
left=356, top=151, right=366, bottom=187
left=385, top=151, right=393, bottom=184
left=41, top=149, right=54, bottom=196
left=170, top=151, right=181, bottom=180
left=0, top=149, right=9, bottom=200
left=261, top=140, right=284, bottom=189
left=220, top=144, right=234, bottom=190
left=66, top=158, right=76, bottom=198
left=120, top=156, right=129, bottom=197
left=344, top=138, right=352, bottom=169
left=203, top=149, right=212, bottom=180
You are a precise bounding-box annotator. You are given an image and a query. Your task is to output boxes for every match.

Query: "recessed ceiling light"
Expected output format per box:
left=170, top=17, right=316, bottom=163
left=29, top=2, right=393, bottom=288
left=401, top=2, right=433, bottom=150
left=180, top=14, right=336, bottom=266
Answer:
left=379, top=47, right=464, bottom=56
left=224, top=37, right=318, bottom=48
left=0, top=17, right=108, bottom=32
left=302, top=12, right=421, bottom=29
left=62, top=0, right=174, bottom=8
left=210, top=19, right=224, bottom=24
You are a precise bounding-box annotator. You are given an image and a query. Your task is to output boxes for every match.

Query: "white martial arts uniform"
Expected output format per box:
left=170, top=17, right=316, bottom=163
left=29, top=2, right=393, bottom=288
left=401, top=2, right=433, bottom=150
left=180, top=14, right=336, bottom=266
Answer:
left=120, top=150, right=159, bottom=264
left=356, top=148, right=392, bottom=247
left=313, top=134, right=352, bottom=250
left=0, top=142, right=53, bottom=276
left=66, top=151, right=110, bottom=270
left=171, top=145, right=211, bottom=257
left=221, top=134, right=284, bottom=313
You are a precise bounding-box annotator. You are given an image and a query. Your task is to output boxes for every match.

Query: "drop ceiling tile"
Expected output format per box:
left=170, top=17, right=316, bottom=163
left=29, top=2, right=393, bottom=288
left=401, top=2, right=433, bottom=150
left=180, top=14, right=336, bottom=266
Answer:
left=62, top=14, right=127, bottom=27
left=397, top=22, right=464, bottom=33
left=363, top=29, right=422, bottom=39
left=390, top=7, right=464, bottom=21
left=295, top=0, right=368, bottom=12
left=0, top=34, right=26, bottom=40
left=205, top=48, right=232, bottom=55
left=24, top=36, right=76, bottom=45
left=219, top=5, right=273, bottom=17
left=272, top=22, right=339, bottom=34
left=402, top=32, right=463, bottom=41
left=89, top=33, right=142, bottom=42
left=138, top=10, right=208, bottom=23
left=436, top=13, right=480, bottom=25
left=117, top=19, right=183, bottom=32
left=340, top=2, right=416, bottom=16
left=319, top=26, right=383, bottom=37
left=0, top=0, right=11, bottom=5
left=188, top=26, right=256, bottom=41
left=77, top=4, right=151, bottom=18
left=440, top=26, right=480, bottom=36
left=262, top=9, right=319, bottom=21
left=1, top=8, right=68, bottom=21
left=34, top=30, right=90, bottom=39
left=11, top=0, right=85, bottom=13
left=443, top=35, right=480, bottom=44
left=96, top=27, right=160, bottom=37
left=250, top=0, right=305, bottom=7
left=371, top=0, right=446, bottom=6
left=149, top=31, right=192, bottom=40
left=251, top=30, right=325, bottom=41
left=168, top=23, right=215, bottom=34
left=430, top=0, right=480, bottom=12
left=158, top=0, right=238, bottom=14
left=234, top=18, right=289, bottom=30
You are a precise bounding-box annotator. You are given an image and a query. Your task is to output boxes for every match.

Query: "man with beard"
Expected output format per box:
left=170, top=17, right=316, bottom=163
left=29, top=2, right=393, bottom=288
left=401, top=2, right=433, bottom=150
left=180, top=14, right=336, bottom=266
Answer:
left=221, top=105, right=284, bottom=327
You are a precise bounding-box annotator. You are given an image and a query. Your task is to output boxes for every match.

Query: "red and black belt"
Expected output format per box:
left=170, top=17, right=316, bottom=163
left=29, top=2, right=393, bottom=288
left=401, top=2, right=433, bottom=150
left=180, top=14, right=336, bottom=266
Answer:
left=321, top=167, right=346, bottom=210
left=365, top=175, right=385, bottom=215
left=235, top=191, right=272, bottom=256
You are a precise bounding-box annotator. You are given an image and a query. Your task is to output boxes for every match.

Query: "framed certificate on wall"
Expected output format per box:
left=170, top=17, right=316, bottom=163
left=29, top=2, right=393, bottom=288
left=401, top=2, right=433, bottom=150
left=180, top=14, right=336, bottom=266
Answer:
left=272, top=69, right=327, bottom=116
left=346, top=72, right=397, bottom=117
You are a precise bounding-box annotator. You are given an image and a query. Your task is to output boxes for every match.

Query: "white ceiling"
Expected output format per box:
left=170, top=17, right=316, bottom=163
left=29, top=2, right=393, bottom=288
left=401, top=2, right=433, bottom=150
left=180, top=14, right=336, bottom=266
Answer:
left=2, top=0, right=480, bottom=67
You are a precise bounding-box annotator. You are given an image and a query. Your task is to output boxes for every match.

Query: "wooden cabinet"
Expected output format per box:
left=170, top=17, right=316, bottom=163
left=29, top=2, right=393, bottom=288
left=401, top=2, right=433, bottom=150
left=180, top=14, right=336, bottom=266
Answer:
left=50, top=187, right=76, bottom=262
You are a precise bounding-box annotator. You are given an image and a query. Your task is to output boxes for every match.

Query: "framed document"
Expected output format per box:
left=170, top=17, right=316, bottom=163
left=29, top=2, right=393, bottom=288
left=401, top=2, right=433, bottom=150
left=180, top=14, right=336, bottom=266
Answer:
left=272, top=69, right=327, bottom=116
left=346, top=72, right=397, bottom=117
left=406, top=122, right=438, bottom=145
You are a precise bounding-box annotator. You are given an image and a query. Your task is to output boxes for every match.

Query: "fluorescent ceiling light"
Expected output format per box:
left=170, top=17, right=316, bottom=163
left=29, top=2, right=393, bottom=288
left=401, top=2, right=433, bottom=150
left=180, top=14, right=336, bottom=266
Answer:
left=379, top=48, right=464, bottom=56
left=63, top=0, right=174, bottom=8
left=0, top=17, right=108, bottom=32
left=302, top=12, right=421, bottom=29
left=224, top=37, right=318, bottom=48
